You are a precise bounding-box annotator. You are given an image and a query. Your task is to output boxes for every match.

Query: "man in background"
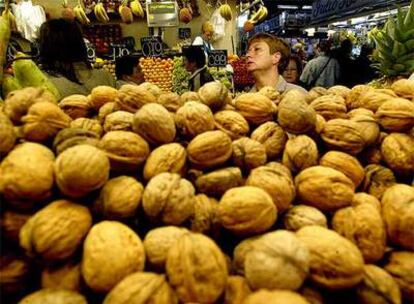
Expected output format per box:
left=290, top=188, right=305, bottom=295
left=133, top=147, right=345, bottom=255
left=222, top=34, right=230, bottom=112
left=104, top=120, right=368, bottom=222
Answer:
left=115, top=55, right=145, bottom=87
left=182, top=46, right=214, bottom=91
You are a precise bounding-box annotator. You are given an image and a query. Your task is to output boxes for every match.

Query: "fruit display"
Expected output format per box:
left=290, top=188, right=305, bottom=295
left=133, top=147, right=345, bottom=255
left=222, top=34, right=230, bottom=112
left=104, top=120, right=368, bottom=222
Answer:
left=83, top=24, right=122, bottom=55
left=139, top=57, right=174, bottom=92
left=369, top=2, right=414, bottom=78
left=92, top=58, right=116, bottom=78
left=231, top=57, right=255, bottom=88
left=172, top=56, right=190, bottom=95
left=209, top=67, right=233, bottom=90
left=1, top=68, right=414, bottom=304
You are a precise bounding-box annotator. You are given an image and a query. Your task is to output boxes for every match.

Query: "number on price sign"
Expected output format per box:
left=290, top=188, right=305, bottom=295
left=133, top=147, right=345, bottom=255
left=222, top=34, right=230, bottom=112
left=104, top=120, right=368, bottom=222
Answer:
left=110, top=44, right=130, bottom=61
left=140, top=37, right=163, bottom=57
left=208, top=50, right=228, bottom=67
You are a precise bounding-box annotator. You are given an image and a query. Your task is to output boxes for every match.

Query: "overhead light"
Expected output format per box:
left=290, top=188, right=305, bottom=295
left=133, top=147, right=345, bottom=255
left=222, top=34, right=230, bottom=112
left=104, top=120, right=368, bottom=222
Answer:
left=277, top=5, right=298, bottom=9
left=302, top=5, right=312, bottom=9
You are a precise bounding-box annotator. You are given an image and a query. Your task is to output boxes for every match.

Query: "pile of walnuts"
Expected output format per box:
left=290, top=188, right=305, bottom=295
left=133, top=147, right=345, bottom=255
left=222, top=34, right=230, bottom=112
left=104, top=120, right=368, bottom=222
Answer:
left=0, top=79, right=413, bottom=304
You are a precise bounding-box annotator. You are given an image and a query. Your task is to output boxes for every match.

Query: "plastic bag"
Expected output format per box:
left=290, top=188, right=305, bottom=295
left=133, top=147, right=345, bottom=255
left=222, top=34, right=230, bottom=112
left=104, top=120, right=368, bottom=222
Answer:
left=210, top=8, right=225, bottom=41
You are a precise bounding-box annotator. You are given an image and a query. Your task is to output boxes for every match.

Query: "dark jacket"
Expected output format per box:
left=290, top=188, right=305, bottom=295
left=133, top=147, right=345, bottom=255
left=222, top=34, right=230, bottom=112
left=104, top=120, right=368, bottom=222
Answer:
left=188, top=66, right=214, bottom=91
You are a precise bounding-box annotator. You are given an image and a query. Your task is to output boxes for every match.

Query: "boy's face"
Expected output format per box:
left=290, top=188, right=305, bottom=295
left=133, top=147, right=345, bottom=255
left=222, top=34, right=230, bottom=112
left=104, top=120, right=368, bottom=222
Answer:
left=246, top=40, right=280, bottom=73
left=183, top=57, right=197, bottom=72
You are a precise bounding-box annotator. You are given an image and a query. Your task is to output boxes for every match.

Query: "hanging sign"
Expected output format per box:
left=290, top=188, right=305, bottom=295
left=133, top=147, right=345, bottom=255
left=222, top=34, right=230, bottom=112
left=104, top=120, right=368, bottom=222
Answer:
left=208, top=50, right=228, bottom=67
left=140, top=37, right=163, bottom=57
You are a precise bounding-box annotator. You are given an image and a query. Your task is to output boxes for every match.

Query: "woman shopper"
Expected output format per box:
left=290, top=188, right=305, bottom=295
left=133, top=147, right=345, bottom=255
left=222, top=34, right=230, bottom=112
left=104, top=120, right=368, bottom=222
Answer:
left=283, top=55, right=303, bottom=85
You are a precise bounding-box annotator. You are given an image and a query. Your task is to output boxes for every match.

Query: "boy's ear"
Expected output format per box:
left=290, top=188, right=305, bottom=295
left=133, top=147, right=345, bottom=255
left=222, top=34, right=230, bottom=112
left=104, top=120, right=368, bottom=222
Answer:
left=272, top=51, right=281, bottom=65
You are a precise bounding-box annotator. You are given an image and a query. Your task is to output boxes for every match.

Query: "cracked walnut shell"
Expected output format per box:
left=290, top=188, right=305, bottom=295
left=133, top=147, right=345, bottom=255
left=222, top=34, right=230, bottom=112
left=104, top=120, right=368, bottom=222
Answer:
left=362, top=164, right=396, bottom=200
left=53, top=128, right=100, bottom=155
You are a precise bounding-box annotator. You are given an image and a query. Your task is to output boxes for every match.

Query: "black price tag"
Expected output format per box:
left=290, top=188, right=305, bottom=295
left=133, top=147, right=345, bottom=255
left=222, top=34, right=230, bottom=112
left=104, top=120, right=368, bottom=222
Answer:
left=110, top=44, right=131, bottom=61
left=179, top=28, right=191, bottom=39
left=86, top=43, right=96, bottom=62
left=208, top=50, right=228, bottom=67
left=140, top=37, right=163, bottom=57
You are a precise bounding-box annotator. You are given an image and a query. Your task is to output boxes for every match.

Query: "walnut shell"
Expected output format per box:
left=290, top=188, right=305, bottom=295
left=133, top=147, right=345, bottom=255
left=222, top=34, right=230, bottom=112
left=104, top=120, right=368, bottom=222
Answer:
left=299, top=285, right=325, bottom=304
left=391, top=78, right=414, bottom=99
left=53, top=128, right=100, bottom=155
left=21, top=102, right=72, bottom=142
left=175, top=101, right=215, bottom=138
left=157, top=92, right=183, bottom=112
left=294, top=166, right=355, bottom=211
left=244, top=290, right=310, bottom=304
left=143, top=226, right=189, bottom=271
left=180, top=91, right=200, bottom=103
left=19, top=289, right=87, bottom=304
left=0, top=211, right=31, bottom=243
left=359, top=147, right=383, bottom=165
left=0, top=255, right=30, bottom=295
left=3, top=87, right=57, bottom=124
left=98, top=102, right=119, bottom=123
left=187, top=130, right=233, bottom=169
left=166, top=232, right=228, bottom=303
left=381, top=133, right=414, bottom=176
left=352, top=192, right=381, bottom=210
left=321, top=119, right=366, bottom=155
left=100, top=131, right=149, bottom=172
left=59, top=94, right=90, bottom=119
left=356, top=264, right=401, bottom=304
left=251, top=121, right=287, bottom=160
left=217, top=186, right=277, bottom=236
left=224, top=275, right=252, bottom=304
left=81, top=221, right=145, bottom=293
left=143, top=143, right=186, bottom=181
left=375, top=98, right=414, bottom=132
left=283, top=135, right=319, bottom=174
left=266, top=161, right=293, bottom=179
left=232, top=236, right=262, bottom=275
left=198, top=81, right=229, bottom=111
left=234, top=93, right=276, bottom=125
left=70, top=118, right=103, bottom=137
left=350, top=90, right=392, bottom=111
left=283, top=205, right=328, bottom=231
left=258, top=86, right=280, bottom=102
left=310, top=94, right=348, bottom=120
left=0, top=143, right=54, bottom=209
left=195, top=167, right=243, bottom=198
left=190, top=194, right=220, bottom=235
left=214, top=110, right=250, bottom=140
left=41, top=262, right=82, bottom=292
left=245, top=230, right=310, bottom=290
left=315, top=114, right=326, bottom=134
left=19, top=200, right=92, bottom=261
left=0, top=113, right=16, bottom=155
left=348, top=108, right=375, bottom=118
left=346, top=85, right=373, bottom=109
left=246, top=165, right=295, bottom=213
left=382, top=184, right=414, bottom=250
left=278, top=97, right=316, bottom=134
left=103, top=272, right=178, bottom=304
left=103, top=110, right=133, bottom=132
left=319, top=151, right=364, bottom=188
left=116, top=84, right=157, bottom=113
left=232, top=137, right=267, bottom=171
left=132, top=103, right=176, bottom=145
left=384, top=251, right=414, bottom=302
left=94, top=176, right=143, bottom=220
left=138, top=82, right=162, bottom=99
left=327, top=85, right=351, bottom=99
left=89, top=86, right=118, bottom=110
left=362, top=164, right=396, bottom=199
left=142, top=173, right=195, bottom=225
left=350, top=114, right=380, bottom=147
left=306, top=86, right=328, bottom=103
left=296, top=226, right=364, bottom=290
left=54, top=145, right=110, bottom=198
left=332, top=203, right=386, bottom=263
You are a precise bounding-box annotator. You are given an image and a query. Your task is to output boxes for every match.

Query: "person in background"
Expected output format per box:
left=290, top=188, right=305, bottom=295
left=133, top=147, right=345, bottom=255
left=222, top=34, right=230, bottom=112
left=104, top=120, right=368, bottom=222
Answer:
left=333, top=38, right=355, bottom=87
left=352, top=43, right=376, bottom=85
left=115, top=55, right=145, bottom=87
left=192, top=21, right=215, bottom=55
left=246, top=33, right=307, bottom=93
left=300, top=40, right=340, bottom=89
left=182, top=46, right=214, bottom=91
left=283, top=55, right=303, bottom=85
left=38, top=18, right=116, bottom=98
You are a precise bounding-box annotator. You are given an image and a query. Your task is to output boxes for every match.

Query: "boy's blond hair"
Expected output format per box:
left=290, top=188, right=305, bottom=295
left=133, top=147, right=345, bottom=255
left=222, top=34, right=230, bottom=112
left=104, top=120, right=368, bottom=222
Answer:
left=202, top=21, right=214, bottom=34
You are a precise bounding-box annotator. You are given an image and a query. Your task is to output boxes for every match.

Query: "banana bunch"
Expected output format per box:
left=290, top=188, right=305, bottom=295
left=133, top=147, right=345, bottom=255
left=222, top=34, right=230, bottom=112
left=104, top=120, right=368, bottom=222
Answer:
left=247, top=5, right=268, bottom=25
left=1, top=9, right=17, bottom=32
left=0, top=8, right=11, bottom=88
left=219, top=4, right=232, bottom=21
left=370, top=1, right=414, bottom=77
left=119, top=0, right=134, bottom=24
left=94, top=2, right=110, bottom=23
left=74, top=0, right=90, bottom=25
left=130, top=0, right=145, bottom=18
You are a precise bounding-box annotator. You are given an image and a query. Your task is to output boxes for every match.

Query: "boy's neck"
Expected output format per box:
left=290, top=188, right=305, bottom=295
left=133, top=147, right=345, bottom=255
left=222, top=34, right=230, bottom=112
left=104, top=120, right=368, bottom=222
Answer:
left=253, top=68, right=280, bottom=91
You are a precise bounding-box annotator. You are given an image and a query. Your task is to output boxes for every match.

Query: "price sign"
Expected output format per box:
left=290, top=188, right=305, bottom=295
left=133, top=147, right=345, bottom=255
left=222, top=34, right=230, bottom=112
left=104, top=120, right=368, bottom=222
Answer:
left=140, top=37, right=163, bottom=57
left=208, top=50, right=228, bottom=67
left=110, top=44, right=130, bottom=61
left=86, top=43, right=96, bottom=62
left=179, top=28, right=191, bottom=39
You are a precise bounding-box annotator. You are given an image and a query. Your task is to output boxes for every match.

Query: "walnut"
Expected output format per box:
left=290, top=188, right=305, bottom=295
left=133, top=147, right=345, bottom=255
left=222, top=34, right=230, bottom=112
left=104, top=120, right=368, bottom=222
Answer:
left=251, top=121, right=287, bottom=160
left=89, top=86, right=118, bottom=110
left=53, top=128, right=100, bottom=155
left=244, top=290, right=310, bottom=304
left=198, top=81, right=229, bottom=111
left=175, top=101, right=215, bottom=138
left=391, top=78, right=414, bottom=99
left=234, top=93, right=276, bottom=125
left=132, top=103, right=176, bottom=145
left=258, top=86, right=280, bottom=103
left=0, top=113, right=16, bottom=155
left=190, top=194, right=220, bottom=236
left=359, top=147, right=383, bottom=165
left=19, top=200, right=92, bottom=261
left=310, top=94, right=348, bottom=120
left=180, top=91, right=200, bottom=103
left=81, top=221, right=145, bottom=293
left=232, top=137, right=267, bottom=172
left=166, top=232, right=228, bottom=303
left=352, top=192, right=381, bottom=210
left=143, top=226, right=189, bottom=271
left=295, top=166, right=355, bottom=211
left=306, top=86, right=328, bottom=103
left=375, top=98, right=414, bottom=132
left=266, top=161, right=293, bottom=179
left=18, top=289, right=87, bottom=304
left=346, top=85, right=373, bottom=109
left=327, top=85, right=351, bottom=99
left=232, top=236, right=262, bottom=275
left=384, top=251, right=414, bottom=302
left=100, top=131, right=149, bottom=172
left=348, top=108, right=375, bottom=118
left=54, top=145, right=110, bottom=198
left=195, top=167, right=243, bottom=198
left=116, top=84, right=157, bottom=113
left=103, top=272, right=178, bottom=304
left=362, top=164, right=396, bottom=200
left=282, top=135, right=319, bottom=174
left=224, top=275, right=252, bottom=304
left=283, top=205, right=328, bottom=231
left=41, top=262, right=82, bottom=292
left=98, top=102, right=119, bottom=123
left=70, top=118, right=103, bottom=137
left=349, top=89, right=392, bottom=111
left=214, top=110, right=250, bottom=140
left=103, top=110, right=133, bottom=132
left=277, top=97, right=316, bottom=134
left=59, top=94, right=90, bottom=119
left=350, top=114, right=380, bottom=146
left=138, top=82, right=162, bottom=98
left=382, top=184, right=414, bottom=250
left=217, top=186, right=277, bottom=236
left=296, top=226, right=364, bottom=290
left=245, top=230, right=310, bottom=290
left=315, top=114, right=326, bottom=134
left=142, top=173, right=195, bottom=225
left=157, top=92, right=183, bottom=112
left=381, top=133, right=414, bottom=176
